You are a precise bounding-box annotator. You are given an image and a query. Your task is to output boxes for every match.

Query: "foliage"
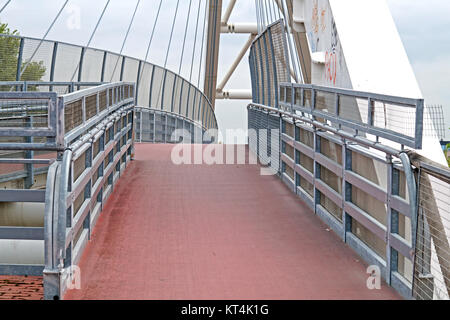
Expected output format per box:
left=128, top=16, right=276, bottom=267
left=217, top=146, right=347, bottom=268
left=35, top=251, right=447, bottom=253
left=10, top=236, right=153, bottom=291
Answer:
left=0, top=22, right=46, bottom=91
left=445, top=142, right=450, bottom=167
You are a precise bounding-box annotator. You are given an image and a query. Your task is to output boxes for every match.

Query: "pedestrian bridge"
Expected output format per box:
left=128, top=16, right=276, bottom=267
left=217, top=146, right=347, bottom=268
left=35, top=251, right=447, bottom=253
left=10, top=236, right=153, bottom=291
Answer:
left=0, top=1, right=449, bottom=301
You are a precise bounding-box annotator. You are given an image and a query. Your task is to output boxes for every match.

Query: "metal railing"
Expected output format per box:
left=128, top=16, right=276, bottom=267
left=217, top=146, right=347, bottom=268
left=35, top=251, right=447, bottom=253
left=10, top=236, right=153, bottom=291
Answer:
left=279, top=83, right=424, bottom=149
left=0, top=34, right=218, bottom=131
left=249, top=20, right=291, bottom=109
left=135, top=107, right=211, bottom=144
left=0, top=81, right=104, bottom=94
left=247, top=81, right=427, bottom=298
left=410, top=154, right=450, bottom=300
left=0, top=82, right=135, bottom=299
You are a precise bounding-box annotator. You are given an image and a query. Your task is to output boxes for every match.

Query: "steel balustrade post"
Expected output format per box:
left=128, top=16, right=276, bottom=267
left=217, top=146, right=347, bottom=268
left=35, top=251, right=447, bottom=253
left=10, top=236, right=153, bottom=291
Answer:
left=136, top=61, right=142, bottom=104
left=313, top=128, right=320, bottom=213
left=77, top=47, right=85, bottom=91
left=268, top=28, right=279, bottom=108
left=43, top=161, right=61, bottom=300
left=341, top=138, right=348, bottom=241
left=48, top=42, right=58, bottom=92
left=399, top=152, right=418, bottom=253
left=120, top=57, right=126, bottom=81
left=386, top=154, right=394, bottom=285
left=101, top=52, right=107, bottom=82
left=161, top=69, right=167, bottom=111
left=153, top=110, right=156, bottom=143
left=82, top=96, right=86, bottom=125
left=15, top=38, right=24, bottom=91
left=178, top=81, right=184, bottom=116
left=414, top=99, right=424, bottom=149
left=25, top=116, right=34, bottom=189
left=262, top=32, right=272, bottom=107
left=344, top=145, right=353, bottom=239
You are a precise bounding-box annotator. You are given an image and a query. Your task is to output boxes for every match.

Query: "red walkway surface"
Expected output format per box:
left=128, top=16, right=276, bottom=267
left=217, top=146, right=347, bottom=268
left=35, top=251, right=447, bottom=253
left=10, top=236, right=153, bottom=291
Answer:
left=65, top=144, right=400, bottom=300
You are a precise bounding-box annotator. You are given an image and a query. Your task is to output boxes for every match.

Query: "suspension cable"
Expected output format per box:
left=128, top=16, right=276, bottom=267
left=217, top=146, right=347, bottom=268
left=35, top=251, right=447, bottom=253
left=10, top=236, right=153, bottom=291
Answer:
left=261, top=0, right=267, bottom=28
left=164, top=0, right=180, bottom=69
left=197, top=0, right=208, bottom=88
left=110, top=0, right=141, bottom=81
left=178, top=0, right=193, bottom=75
left=0, top=0, right=11, bottom=15
left=143, top=0, right=162, bottom=62
left=70, top=0, right=110, bottom=82
left=274, top=0, right=281, bottom=20
left=268, top=0, right=277, bottom=22
left=137, top=0, right=162, bottom=86
left=20, top=0, right=69, bottom=78
left=258, top=0, right=264, bottom=28
left=255, top=0, right=260, bottom=33
left=265, top=0, right=273, bottom=24
left=86, top=0, right=110, bottom=48
left=280, top=0, right=300, bottom=83
left=189, top=0, right=202, bottom=83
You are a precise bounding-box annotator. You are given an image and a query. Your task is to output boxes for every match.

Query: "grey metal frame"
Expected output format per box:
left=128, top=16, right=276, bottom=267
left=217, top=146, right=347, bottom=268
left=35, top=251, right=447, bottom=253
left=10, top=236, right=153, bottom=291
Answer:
left=279, top=83, right=424, bottom=149
left=248, top=98, right=420, bottom=299
left=0, top=82, right=135, bottom=300
left=0, top=33, right=218, bottom=131
left=135, top=107, right=209, bottom=144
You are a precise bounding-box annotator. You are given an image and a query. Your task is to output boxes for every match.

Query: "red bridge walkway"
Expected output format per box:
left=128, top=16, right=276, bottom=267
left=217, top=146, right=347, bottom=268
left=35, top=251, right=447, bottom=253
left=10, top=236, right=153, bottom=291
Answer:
left=65, top=144, right=399, bottom=300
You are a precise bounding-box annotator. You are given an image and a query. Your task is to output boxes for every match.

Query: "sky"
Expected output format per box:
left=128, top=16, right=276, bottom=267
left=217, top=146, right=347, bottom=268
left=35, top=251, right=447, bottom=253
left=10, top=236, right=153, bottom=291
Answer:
left=0, top=0, right=449, bottom=140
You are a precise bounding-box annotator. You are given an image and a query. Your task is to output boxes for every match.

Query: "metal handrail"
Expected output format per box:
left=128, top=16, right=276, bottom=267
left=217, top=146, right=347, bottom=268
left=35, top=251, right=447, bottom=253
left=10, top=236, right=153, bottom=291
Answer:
left=279, top=82, right=424, bottom=149
left=0, top=33, right=218, bottom=131
left=249, top=99, right=420, bottom=299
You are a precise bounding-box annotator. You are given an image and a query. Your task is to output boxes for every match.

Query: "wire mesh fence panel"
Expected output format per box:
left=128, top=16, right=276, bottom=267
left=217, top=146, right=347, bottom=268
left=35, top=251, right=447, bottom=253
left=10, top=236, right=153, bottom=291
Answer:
left=85, top=94, right=98, bottom=121
left=150, top=66, right=164, bottom=109
left=64, top=99, right=83, bottom=133
left=136, top=63, right=152, bottom=108
left=0, top=35, right=21, bottom=84
left=413, top=162, right=450, bottom=300
left=187, top=84, right=196, bottom=119
left=250, top=20, right=291, bottom=108
left=0, top=34, right=218, bottom=131
left=80, top=48, right=104, bottom=82
left=20, top=38, right=53, bottom=83
left=162, top=71, right=175, bottom=113
left=122, top=57, right=139, bottom=83
left=423, top=105, right=445, bottom=141
left=104, top=53, right=122, bottom=83
left=0, top=99, right=49, bottom=129
left=53, top=43, right=82, bottom=83
left=180, top=80, right=189, bottom=117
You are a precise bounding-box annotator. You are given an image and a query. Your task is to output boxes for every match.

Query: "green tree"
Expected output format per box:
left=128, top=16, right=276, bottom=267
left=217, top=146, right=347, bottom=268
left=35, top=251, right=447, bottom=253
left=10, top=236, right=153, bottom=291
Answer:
left=445, top=142, right=450, bottom=167
left=0, top=22, right=46, bottom=91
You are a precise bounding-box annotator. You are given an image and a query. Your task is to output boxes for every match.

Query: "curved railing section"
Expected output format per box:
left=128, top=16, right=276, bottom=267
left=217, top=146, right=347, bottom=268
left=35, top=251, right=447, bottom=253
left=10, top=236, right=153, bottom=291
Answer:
left=135, top=107, right=211, bottom=144
left=0, top=34, right=218, bottom=131
left=0, top=82, right=135, bottom=299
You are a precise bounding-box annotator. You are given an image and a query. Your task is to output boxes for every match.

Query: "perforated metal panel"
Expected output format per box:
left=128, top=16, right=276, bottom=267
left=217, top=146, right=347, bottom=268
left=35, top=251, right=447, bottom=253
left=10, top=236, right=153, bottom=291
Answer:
left=249, top=20, right=290, bottom=108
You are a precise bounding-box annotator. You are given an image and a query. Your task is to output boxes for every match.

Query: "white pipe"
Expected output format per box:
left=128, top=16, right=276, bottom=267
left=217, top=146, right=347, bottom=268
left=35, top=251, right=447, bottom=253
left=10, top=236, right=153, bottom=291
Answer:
left=220, top=22, right=258, bottom=34
left=217, top=34, right=255, bottom=91
left=216, top=89, right=252, bottom=100
left=221, top=0, right=237, bottom=25
left=0, top=203, right=45, bottom=227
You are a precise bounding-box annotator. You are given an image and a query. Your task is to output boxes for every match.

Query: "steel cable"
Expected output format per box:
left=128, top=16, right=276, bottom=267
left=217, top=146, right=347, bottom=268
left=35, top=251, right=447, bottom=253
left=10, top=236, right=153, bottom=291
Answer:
left=20, top=0, right=69, bottom=78
left=164, top=0, right=180, bottom=69
left=189, top=0, right=203, bottom=83
left=0, top=0, right=11, bottom=15
left=110, top=0, right=141, bottom=82
left=179, top=0, right=193, bottom=75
